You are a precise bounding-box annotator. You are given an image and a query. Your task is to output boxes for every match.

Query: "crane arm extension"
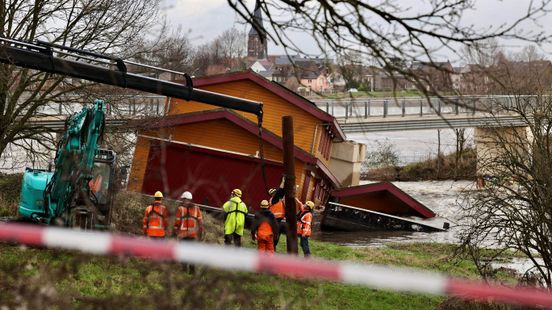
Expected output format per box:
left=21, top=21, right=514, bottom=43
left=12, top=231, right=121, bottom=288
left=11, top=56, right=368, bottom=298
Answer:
left=0, top=39, right=263, bottom=118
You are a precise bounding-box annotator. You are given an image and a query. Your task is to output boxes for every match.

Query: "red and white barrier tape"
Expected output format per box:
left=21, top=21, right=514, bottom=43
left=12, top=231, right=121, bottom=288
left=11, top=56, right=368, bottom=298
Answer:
left=0, top=222, right=550, bottom=308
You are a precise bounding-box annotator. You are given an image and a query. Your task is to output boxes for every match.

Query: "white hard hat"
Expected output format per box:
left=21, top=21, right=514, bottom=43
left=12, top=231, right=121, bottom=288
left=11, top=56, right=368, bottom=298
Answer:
left=180, top=191, right=193, bottom=200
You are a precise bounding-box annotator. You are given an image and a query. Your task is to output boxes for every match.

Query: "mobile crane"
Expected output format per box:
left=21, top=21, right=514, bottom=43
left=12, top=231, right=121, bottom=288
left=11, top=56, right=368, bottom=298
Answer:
left=0, top=37, right=263, bottom=228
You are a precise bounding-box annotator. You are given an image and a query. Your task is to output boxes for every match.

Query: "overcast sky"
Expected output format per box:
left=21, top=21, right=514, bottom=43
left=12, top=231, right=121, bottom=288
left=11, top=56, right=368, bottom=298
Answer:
left=160, top=0, right=552, bottom=63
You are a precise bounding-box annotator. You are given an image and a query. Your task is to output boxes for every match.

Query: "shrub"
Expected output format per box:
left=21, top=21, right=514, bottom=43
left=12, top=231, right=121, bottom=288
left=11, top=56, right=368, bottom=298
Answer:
left=0, top=174, right=23, bottom=217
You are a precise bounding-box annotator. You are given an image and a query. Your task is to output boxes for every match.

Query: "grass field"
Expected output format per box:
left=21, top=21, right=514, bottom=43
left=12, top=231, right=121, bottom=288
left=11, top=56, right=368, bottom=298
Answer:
left=0, top=232, right=521, bottom=309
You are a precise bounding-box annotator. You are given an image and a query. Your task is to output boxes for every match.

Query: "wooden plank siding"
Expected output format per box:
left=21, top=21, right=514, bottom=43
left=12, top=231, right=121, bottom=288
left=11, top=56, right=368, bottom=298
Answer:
left=127, top=136, right=150, bottom=192
left=168, top=80, right=321, bottom=154
left=147, top=120, right=283, bottom=162
left=314, top=126, right=333, bottom=167
left=128, top=119, right=307, bottom=197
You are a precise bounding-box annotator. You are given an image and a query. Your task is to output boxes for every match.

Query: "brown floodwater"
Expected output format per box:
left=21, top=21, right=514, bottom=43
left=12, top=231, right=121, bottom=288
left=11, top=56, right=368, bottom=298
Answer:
left=312, top=180, right=472, bottom=247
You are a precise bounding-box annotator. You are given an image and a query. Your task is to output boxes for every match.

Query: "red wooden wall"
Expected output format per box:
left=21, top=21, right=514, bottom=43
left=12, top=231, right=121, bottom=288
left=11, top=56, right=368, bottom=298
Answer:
left=141, top=141, right=283, bottom=211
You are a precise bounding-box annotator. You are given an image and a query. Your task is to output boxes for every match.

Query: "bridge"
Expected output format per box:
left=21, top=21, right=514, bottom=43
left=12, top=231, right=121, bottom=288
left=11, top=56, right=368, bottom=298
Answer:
left=312, top=95, right=529, bottom=132
left=26, top=95, right=532, bottom=133
left=22, top=95, right=166, bottom=131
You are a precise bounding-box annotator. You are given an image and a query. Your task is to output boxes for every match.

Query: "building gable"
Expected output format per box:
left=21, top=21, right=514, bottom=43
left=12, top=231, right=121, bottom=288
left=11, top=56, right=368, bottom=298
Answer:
left=170, top=71, right=345, bottom=142
left=169, top=76, right=343, bottom=153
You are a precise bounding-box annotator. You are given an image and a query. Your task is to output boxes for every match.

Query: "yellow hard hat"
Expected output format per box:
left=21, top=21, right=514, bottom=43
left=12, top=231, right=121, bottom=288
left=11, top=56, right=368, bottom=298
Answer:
left=232, top=188, right=242, bottom=197
left=305, top=201, right=314, bottom=209
left=154, top=191, right=163, bottom=198
left=260, top=200, right=270, bottom=208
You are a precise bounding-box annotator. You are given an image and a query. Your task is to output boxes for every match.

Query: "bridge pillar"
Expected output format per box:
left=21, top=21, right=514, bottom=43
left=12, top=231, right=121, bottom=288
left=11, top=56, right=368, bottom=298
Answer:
left=329, top=141, right=366, bottom=187
left=474, top=126, right=532, bottom=177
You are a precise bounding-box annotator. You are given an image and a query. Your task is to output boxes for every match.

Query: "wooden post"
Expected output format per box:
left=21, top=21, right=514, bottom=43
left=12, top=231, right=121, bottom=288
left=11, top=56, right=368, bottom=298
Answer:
left=282, top=116, right=298, bottom=254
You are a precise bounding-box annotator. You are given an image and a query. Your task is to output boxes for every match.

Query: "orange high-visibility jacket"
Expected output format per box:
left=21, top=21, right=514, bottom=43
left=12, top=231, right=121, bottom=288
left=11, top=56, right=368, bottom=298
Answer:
left=143, top=202, right=169, bottom=237
left=251, top=209, right=279, bottom=243
left=297, top=209, right=313, bottom=237
left=269, top=200, right=285, bottom=220
left=174, top=204, right=203, bottom=239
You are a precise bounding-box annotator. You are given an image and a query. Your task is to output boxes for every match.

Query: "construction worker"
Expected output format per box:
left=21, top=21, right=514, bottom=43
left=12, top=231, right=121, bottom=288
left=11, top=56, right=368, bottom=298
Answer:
left=269, top=179, right=304, bottom=249
left=143, top=191, right=169, bottom=239
left=222, top=188, right=248, bottom=246
left=297, top=200, right=314, bottom=257
left=173, top=191, right=204, bottom=241
left=251, top=200, right=279, bottom=255
left=269, top=178, right=286, bottom=248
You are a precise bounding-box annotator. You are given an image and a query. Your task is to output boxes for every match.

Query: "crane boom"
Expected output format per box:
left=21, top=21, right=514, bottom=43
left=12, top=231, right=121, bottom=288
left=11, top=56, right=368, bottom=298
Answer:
left=0, top=37, right=263, bottom=118
left=3, top=37, right=264, bottom=227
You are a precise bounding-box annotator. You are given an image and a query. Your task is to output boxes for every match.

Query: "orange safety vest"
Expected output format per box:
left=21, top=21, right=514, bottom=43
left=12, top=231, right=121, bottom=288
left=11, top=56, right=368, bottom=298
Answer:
left=270, top=200, right=285, bottom=219
left=297, top=210, right=313, bottom=237
left=174, top=204, right=203, bottom=239
left=143, top=202, right=168, bottom=237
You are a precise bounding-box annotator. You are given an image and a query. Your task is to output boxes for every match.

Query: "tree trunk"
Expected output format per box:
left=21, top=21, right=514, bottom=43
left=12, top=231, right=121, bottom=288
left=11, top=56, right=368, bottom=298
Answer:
left=437, top=129, right=441, bottom=179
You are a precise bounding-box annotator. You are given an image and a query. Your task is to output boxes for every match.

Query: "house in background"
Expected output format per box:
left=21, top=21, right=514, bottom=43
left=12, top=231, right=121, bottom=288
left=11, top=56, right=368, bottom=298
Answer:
left=410, top=61, right=454, bottom=92
left=250, top=59, right=274, bottom=79
left=128, top=70, right=364, bottom=210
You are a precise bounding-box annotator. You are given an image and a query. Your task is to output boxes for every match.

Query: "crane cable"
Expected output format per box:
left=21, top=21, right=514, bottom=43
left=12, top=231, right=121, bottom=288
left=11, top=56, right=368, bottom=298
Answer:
left=257, top=113, right=270, bottom=196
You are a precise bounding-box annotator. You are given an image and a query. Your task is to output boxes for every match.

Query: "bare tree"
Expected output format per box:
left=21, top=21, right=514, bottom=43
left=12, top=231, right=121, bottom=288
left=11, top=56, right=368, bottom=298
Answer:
left=217, top=27, right=247, bottom=61
left=0, top=0, right=161, bottom=160
left=192, top=27, right=247, bottom=76
left=515, top=45, right=545, bottom=62
left=132, top=25, right=195, bottom=77
left=228, top=1, right=552, bottom=96
left=462, top=38, right=504, bottom=68
left=454, top=128, right=466, bottom=180
left=459, top=80, right=552, bottom=286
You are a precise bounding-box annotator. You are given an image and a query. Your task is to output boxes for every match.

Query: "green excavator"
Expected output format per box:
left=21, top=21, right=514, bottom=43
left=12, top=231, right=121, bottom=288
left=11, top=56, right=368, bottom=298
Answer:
left=0, top=37, right=263, bottom=228
left=18, top=99, right=115, bottom=228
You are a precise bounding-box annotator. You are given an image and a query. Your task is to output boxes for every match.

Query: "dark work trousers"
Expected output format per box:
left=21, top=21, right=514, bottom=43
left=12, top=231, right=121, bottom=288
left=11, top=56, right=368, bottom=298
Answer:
left=299, top=236, right=311, bottom=257
left=224, top=233, right=242, bottom=247
left=273, top=220, right=288, bottom=248
left=179, top=237, right=198, bottom=273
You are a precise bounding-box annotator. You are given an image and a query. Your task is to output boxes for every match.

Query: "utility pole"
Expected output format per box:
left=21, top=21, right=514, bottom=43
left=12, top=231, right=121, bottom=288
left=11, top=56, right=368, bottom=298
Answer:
left=282, top=116, right=298, bottom=254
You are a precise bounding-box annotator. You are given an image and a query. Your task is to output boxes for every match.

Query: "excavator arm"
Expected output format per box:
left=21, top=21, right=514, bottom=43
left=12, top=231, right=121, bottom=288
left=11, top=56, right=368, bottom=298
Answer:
left=44, top=99, right=105, bottom=223
left=19, top=99, right=107, bottom=224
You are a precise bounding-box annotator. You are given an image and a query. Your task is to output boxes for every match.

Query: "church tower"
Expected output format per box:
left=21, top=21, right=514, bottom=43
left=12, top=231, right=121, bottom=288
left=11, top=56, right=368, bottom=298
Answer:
left=247, top=0, right=268, bottom=60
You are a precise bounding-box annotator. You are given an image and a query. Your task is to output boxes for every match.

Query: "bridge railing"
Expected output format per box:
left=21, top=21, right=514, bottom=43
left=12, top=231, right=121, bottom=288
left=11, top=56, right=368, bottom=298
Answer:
left=313, top=95, right=531, bottom=119
left=35, top=94, right=167, bottom=118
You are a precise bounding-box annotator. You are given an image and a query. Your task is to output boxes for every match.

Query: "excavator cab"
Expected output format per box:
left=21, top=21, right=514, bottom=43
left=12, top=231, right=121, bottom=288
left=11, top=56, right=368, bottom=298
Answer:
left=18, top=149, right=117, bottom=229
left=72, top=149, right=116, bottom=230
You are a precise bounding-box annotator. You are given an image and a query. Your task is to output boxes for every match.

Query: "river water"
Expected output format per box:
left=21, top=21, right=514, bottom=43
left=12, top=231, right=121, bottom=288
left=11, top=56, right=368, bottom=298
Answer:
left=310, top=126, right=476, bottom=247
left=312, top=180, right=474, bottom=247
left=348, top=128, right=475, bottom=164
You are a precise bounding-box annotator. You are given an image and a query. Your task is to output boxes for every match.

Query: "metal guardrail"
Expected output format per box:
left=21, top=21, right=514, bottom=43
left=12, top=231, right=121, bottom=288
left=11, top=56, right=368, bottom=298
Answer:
left=339, top=115, right=529, bottom=133
left=25, top=118, right=135, bottom=131
left=312, top=95, right=533, bottom=119
left=36, top=95, right=167, bottom=117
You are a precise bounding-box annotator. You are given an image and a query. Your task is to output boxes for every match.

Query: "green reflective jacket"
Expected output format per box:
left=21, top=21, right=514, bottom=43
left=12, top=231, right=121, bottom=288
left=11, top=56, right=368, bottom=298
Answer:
left=223, top=196, right=248, bottom=236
